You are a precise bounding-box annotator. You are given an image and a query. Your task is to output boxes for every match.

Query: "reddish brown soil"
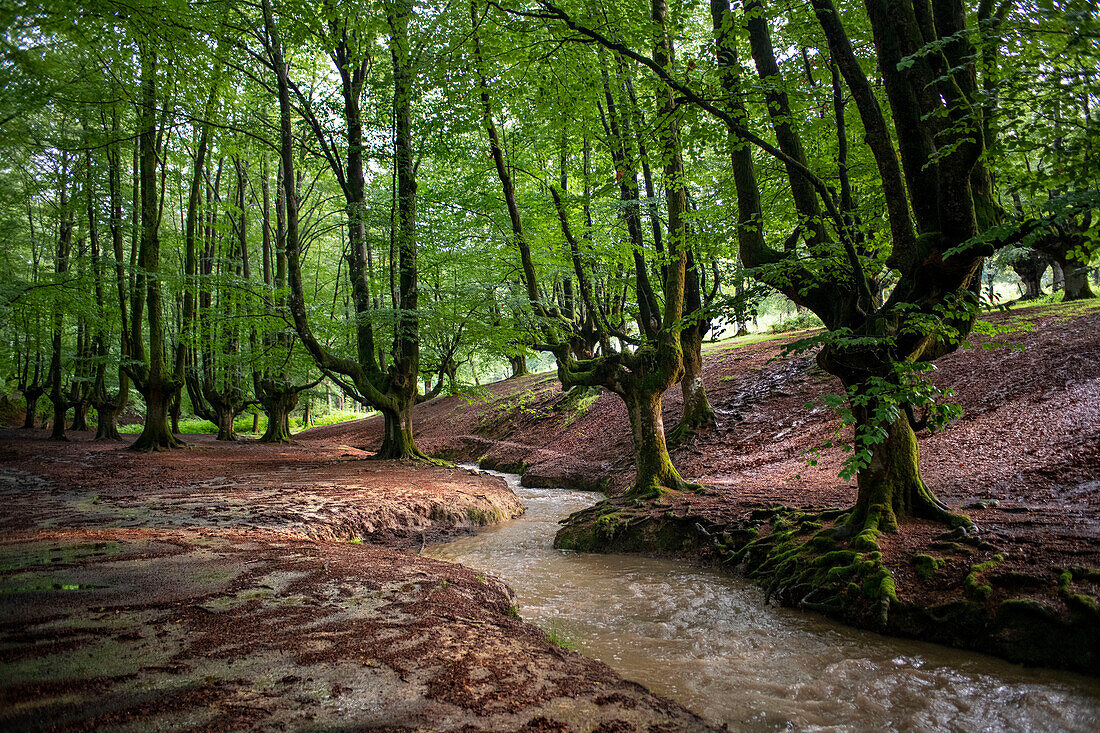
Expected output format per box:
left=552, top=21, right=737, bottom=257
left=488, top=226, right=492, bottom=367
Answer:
left=0, top=436, right=714, bottom=731
left=317, top=301, right=1100, bottom=659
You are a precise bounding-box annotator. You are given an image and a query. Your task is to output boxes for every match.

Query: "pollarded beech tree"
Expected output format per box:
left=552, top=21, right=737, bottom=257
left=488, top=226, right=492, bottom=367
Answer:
left=260, top=0, right=437, bottom=459
left=473, top=0, right=694, bottom=497
left=124, top=44, right=185, bottom=451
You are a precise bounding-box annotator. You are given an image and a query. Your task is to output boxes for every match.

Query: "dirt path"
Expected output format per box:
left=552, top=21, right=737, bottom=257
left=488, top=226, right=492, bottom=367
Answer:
left=0, top=436, right=714, bottom=732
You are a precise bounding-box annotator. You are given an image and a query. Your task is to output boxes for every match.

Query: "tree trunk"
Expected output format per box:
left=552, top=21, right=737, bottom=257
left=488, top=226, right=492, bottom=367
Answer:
left=259, top=389, right=297, bottom=443
left=49, top=386, right=66, bottom=441
left=70, top=402, right=90, bottom=432
left=213, top=404, right=237, bottom=441
left=22, top=388, right=43, bottom=429
left=376, top=401, right=431, bottom=460
left=670, top=324, right=716, bottom=443
left=1052, top=261, right=1065, bottom=292
left=169, top=391, right=181, bottom=435
left=844, top=411, right=961, bottom=539
left=446, top=362, right=458, bottom=395
left=508, top=355, right=529, bottom=378
left=1010, top=250, right=1047, bottom=300
left=624, top=385, right=688, bottom=498
left=252, top=412, right=260, bottom=433
left=1061, top=258, right=1096, bottom=301
left=94, top=402, right=124, bottom=441
left=132, top=382, right=182, bottom=451
left=301, top=399, right=312, bottom=427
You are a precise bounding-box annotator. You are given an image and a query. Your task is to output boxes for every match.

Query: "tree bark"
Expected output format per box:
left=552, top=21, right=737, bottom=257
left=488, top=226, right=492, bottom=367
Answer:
left=94, top=401, right=125, bottom=441
left=258, top=383, right=298, bottom=443
left=671, top=321, right=715, bottom=443
left=845, top=411, right=960, bottom=536
left=1010, top=249, right=1048, bottom=300
left=22, top=388, right=44, bottom=429
left=376, top=403, right=427, bottom=460
left=212, top=404, right=237, bottom=441
left=131, top=384, right=178, bottom=451
left=48, top=154, right=74, bottom=442
left=1060, top=259, right=1096, bottom=301
left=70, top=402, right=89, bottom=432
left=129, top=46, right=184, bottom=451
left=508, top=355, right=529, bottom=378
left=624, top=383, right=689, bottom=497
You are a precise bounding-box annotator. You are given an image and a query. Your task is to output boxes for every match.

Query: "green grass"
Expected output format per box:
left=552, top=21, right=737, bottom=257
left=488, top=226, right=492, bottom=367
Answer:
left=703, top=329, right=813, bottom=354
left=117, top=409, right=366, bottom=436
left=542, top=620, right=580, bottom=651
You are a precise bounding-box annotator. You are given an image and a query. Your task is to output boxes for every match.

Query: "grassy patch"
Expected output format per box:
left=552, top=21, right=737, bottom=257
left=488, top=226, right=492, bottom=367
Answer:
left=117, top=409, right=365, bottom=436
left=542, top=620, right=580, bottom=651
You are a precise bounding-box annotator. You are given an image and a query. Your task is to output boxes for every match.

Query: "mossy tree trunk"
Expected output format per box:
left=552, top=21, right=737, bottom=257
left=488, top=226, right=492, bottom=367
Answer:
left=1061, top=258, right=1096, bottom=301
left=70, top=401, right=89, bottom=431
left=212, top=403, right=237, bottom=441
left=670, top=320, right=715, bottom=443
left=376, top=402, right=431, bottom=460
left=94, top=401, right=124, bottom=441
left=127, top=47, right=185, bottom=452
left=508, top=355, right=529, bottom=378
left=1010, top=249, right=1048, bottom=301
left=623, top=378, right=690, bottom=498
left=845, top=409, right=958, bottom=535
left=48, top=393, right=67, bottom=441
left=132, top=382, right=182, bottom=451
left=168, top=391, right=181, bottom=435
left=48, top=152, right=74, bottom=443
left=264, top=0, right=434, bottom=462
left=259, top=387, right=296, bottom=443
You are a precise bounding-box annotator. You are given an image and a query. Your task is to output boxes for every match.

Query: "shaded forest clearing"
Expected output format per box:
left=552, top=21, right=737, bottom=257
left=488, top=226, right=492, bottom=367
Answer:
left=2, top=301, right=1099, bottom=730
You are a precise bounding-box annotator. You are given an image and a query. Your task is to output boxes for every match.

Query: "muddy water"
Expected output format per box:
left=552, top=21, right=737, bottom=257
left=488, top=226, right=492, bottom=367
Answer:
left=426, top=468, right=1100, bottom=731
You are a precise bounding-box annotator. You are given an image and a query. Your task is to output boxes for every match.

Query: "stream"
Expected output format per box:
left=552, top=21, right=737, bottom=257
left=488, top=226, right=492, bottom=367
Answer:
left=425, top=467, right=1100, bottom=731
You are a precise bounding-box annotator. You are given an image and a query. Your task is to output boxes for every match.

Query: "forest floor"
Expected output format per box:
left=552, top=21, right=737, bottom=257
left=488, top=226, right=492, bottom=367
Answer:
left=0, top=437, right=713, bottom=730
left=1, top=299, right=1098, bottom=729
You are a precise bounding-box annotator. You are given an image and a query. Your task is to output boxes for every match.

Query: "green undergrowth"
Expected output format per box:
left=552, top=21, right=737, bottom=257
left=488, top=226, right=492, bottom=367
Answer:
left=542, top=620, right=580, bottom=652
left=117, top=409, right=364, bottom=436
left=476, top=388, right=551, bottom=429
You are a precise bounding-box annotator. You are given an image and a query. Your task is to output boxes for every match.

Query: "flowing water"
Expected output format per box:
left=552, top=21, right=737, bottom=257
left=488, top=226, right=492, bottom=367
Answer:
left=426, top=468, right=1100, bottom=732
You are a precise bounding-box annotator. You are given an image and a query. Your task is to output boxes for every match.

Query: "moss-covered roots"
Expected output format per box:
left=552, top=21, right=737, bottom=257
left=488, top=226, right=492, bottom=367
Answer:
left=555, top=500, right=711, bottom=555
left=722, top=507, right=897, bottom=628
left=1058, top=566, right=1100, bottom=618
left=555, top=495, right=1100, bottom=673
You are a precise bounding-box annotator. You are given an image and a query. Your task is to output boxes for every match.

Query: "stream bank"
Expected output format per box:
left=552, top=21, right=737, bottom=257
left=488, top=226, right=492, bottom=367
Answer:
left=427, top=468, right=1100, bottom=731
left=555, top=495, right=1100, bottom=675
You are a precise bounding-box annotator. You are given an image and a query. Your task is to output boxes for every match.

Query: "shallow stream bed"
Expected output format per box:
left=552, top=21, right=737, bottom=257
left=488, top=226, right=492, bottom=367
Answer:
left=425, top=468, right=1100, bottom=731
